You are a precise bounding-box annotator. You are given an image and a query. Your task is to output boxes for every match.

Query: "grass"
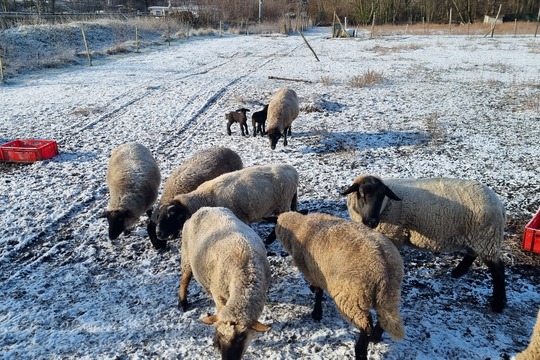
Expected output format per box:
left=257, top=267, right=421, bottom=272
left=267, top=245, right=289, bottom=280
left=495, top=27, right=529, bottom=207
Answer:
left=357, top=21, right=540, bottom=37
left=348, top=69, right=384, bottom=87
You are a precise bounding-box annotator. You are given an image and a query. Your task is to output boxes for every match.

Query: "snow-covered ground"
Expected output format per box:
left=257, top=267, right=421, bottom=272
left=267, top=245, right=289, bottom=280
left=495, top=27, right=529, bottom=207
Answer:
left=1, top=27, right=539, bottom=359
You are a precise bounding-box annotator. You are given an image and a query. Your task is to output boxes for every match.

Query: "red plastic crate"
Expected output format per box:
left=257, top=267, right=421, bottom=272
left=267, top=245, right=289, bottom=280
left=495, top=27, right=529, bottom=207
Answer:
left=0, top=139, right=58, bottom=162
left=523, top=209, right=540, bottom=254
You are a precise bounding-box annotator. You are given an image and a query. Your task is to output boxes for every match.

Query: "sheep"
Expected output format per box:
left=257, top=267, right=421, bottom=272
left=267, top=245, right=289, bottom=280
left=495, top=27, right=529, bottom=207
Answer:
left=251, top=104, right=268, bottom=137
left=341, top=174, right=507, bottom=313
left=179, top=206, right=271, bottom=359
left=101, top=142, right=160, bottom=240
left=147, top=147, right=243, bottom=249
left=268, top=211, right=405, bottom=360
left=515, top=308, right=540, bottom=360
left=266, top=88, right=299, bottom=150
left=226, top=108, right=250, bottom=136
left=155, top=164, right=298, bottom=242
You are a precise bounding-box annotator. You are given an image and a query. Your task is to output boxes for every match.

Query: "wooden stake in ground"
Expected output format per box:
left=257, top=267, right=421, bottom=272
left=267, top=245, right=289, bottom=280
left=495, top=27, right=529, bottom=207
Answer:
left=371, top=12, right=376, bottom=38
left=135, top=25, right=140, bottom=53
left=0, top=55, right=4, bottom=83
left=80, top=26, right=92, bottom=67
left=485, top=4, right=502, bottom=38
left=535, top=5, right=540, bottom=37
left=268, top=75, right=311, bottom=83
left=449, top=8, right=452, bottom=35
left=299, top=30, right=320, bottom=62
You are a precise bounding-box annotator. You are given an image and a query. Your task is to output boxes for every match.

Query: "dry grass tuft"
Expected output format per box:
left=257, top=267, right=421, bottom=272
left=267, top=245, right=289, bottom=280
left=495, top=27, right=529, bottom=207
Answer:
left=425, top=113, right=446, bottom=144
left=520, top=93, right=540, bottom=113
left=320, top=75, right=333, bottom=86
left=348, top=69, right=384, bottom=87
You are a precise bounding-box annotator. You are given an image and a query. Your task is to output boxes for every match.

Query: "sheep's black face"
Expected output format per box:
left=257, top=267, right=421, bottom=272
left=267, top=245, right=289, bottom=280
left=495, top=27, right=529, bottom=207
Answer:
left=213, top=326, right=251, bottom=360
left=102, top=210, right=132, bottom=240
left=268, top=130, right=281, bottom=150
left=341, top=176, right=401, bottom=229
left=155, top=203, right=189, bottom=240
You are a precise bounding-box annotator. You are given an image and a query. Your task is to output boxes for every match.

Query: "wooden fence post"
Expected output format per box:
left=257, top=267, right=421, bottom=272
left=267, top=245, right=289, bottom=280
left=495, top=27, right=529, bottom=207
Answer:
left=0, top=55, right=4, bottom=83
left=370, top=12, right=376, bottom=38
left=135, top=24, right=140, bottom=52
left=535, top=5, right=540, bottom=37
left=80, top=25, right=92, bottom=67
left=485, top=4, right=502, bottom=38
left=449, top=8, right=452, bottom=35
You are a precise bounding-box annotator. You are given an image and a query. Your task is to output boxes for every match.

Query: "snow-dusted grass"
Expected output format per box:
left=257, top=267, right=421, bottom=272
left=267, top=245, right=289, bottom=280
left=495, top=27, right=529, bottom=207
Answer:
left=0, top=26, right=539, bottom=359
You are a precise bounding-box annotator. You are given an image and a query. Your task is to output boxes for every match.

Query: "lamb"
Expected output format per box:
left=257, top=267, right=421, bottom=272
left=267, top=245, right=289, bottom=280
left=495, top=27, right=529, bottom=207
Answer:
left=147, top=147, right=243, bottom=249
left=266, top=88, right=299, bottom=150
left=226, top=108, right=250, bottom=136
left=515, top=308, right=540, bottom=360
left=155, top=164, right=298, bottom=241
left=269, top=211, right=405, bottom=360
left=179, top=206, right=271, bottom=359
left=251, top=104, right=268, bottom=137
left=341, top=174, right=507, bottom=313
left=101, top=142, right=160, bottom=240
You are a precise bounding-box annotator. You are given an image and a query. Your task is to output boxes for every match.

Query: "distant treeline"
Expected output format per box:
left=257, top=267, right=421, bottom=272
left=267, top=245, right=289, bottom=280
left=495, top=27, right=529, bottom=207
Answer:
left=2, top=0, right=540, bottom=27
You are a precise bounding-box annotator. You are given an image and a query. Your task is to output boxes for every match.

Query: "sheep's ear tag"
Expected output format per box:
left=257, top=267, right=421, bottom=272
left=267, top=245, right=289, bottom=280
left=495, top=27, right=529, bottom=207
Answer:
left=201, top=314, right=218, bottom=325
left=251, top=321, right=271, bottom=332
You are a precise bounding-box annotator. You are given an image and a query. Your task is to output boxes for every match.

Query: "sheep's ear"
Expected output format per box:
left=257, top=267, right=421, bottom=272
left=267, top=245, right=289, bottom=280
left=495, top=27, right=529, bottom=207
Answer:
left=201, top=315, right=218, bottom=325
left=251, top=321, right=271, bottom=332
left=384, top=186, right=401, bottom=201
left=340, top=183, right=360, bottom=196
left=100, top=210, right=110, bottom=219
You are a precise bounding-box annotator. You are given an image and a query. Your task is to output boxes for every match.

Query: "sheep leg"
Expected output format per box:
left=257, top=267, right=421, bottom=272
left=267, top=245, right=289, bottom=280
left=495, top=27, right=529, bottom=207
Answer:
left=370, top=322, right=384, bottom=343
left=243, top=122, right=249, bottom=136
left=354, top=329, right=370, bottom=360
left=451, top=253, right=476, bottom=278
left=178, top=265, right=193, bottom=311
left=252, top=120, right=257, bottom=137
left=290, top=192, right=298, bottom=212
left=264, top=228, right=277, bottom=245
left=485, top=259, right=506, bottom=313
left=226, top=121, right=233, bottom=136
left=283, top=131, right=288, bottom=147
left=311, top=286, right=323, bottom=321
left=287, top=126, right=292, bottom=136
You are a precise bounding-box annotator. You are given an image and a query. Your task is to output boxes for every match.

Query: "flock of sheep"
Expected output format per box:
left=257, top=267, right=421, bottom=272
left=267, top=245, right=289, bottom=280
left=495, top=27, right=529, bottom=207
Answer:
left=101, top=87, right=539, bottom=360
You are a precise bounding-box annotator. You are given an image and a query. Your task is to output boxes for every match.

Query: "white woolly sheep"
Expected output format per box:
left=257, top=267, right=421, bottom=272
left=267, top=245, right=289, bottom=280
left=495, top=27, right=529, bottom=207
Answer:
left=102, top=142, right=160, bottom=240
left=269, top=211, right=405, bottom=360
left=515, top=308, right=540, bottom=360
left=251, top=104, right=268, bottom=137
left=226, top=108, right=250, bottom=136
left=267, top=88, right=299, bottom=150
left=155, top=164, right=298, bottom=241
left=147, top=147, right=243, bottom=249
left=179, top=206, right=271, bottom=359
left=341, top=174, right=507, bottom=313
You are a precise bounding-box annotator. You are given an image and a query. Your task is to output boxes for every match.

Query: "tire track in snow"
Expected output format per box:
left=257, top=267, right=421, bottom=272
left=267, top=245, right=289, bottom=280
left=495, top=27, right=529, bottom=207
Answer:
left=4, top=37, right=309, bottom=273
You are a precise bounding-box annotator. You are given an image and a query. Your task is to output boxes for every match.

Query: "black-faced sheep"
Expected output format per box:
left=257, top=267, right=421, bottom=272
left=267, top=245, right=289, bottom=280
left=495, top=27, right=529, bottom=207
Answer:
left=147, top=147, right=243, bottom=249
left=341, top=174, right=507, bottom=313
left=102, top=142, right=160, bottom=240
left=267, top=88, right=299, bottom=150
left=515, top=308, right=540, bottom=360
left=269, top=211, right=405, bottom=360
left=155, top=164, right=298, bottom=241
left=179, top=207, right=271, bottom=360
left=251, top=104, right=268, bottom=137
left=226, top=108, right=250, bottom=136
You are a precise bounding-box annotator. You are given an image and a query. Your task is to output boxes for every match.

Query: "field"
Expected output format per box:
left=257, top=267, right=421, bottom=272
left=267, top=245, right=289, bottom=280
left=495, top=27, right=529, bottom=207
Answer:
left=1, top=26, right=539, bottom=359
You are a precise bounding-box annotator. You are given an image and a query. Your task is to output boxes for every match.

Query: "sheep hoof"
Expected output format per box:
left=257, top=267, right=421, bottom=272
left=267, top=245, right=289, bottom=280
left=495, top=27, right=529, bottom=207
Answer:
left=179, top=299, right=189, bottom=311
left=490, top=297, right=506, bottom=313
left=370, top=323, right=384, bottom=343
left=311, top=310, right=322, bottom=321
